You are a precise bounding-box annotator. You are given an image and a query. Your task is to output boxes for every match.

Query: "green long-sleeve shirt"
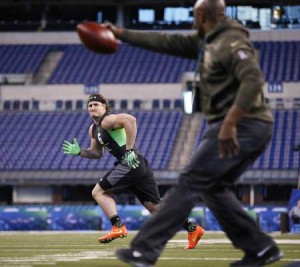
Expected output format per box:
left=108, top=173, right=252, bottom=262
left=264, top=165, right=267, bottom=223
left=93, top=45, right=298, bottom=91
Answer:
left=120, top=19, right=273, bottom=123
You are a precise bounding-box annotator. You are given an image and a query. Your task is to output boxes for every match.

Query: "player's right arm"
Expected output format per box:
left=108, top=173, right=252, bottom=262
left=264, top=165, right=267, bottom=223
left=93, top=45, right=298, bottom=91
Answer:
left=79, top=125, right=104, bottom=159
left=62, top=125, right=103, bottom=159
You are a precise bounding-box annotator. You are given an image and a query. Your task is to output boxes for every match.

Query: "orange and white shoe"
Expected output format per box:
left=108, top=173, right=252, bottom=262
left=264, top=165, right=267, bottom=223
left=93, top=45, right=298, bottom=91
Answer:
left=185, top=225, right=205, bottom=249
left=98, top=225, right=128, bottom=244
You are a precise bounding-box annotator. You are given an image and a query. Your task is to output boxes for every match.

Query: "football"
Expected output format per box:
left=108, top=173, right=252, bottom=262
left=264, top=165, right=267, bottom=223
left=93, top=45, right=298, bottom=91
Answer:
left=76, top=22, right=117, bottom=54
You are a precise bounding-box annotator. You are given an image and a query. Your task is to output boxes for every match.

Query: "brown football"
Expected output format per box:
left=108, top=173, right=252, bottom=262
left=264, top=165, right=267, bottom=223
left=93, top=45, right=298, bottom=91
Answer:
left=76, top=22, right=117, bottom=54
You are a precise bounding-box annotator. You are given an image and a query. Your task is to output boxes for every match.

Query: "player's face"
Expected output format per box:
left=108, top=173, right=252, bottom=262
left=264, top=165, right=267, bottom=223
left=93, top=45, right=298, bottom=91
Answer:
left=88, top=101, right=106, bottom=119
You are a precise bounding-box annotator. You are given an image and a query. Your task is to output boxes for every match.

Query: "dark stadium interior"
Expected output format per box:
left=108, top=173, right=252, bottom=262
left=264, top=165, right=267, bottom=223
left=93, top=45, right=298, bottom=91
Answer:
left=0, top=0, right=300, bottom=31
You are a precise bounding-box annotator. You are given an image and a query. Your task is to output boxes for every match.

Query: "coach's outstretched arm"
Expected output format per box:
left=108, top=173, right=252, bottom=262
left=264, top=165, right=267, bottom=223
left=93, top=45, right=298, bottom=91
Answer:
left=105, top=22, right=199, bottom=59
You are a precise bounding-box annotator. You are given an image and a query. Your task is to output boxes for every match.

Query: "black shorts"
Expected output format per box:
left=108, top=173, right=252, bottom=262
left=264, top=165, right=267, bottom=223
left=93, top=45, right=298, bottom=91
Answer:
left=98, top=155, right=161, bottom=205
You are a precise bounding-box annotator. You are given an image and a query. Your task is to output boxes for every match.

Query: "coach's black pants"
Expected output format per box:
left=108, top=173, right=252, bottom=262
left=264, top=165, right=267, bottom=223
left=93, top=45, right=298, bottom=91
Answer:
left=130, top=119, right=275, bottom=264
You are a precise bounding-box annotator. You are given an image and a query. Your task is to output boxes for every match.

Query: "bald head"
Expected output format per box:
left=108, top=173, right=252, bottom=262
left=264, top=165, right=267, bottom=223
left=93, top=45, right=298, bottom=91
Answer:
left=194, top=0, right=226, bottom=23
left=194, top=0, right=205, bottom=10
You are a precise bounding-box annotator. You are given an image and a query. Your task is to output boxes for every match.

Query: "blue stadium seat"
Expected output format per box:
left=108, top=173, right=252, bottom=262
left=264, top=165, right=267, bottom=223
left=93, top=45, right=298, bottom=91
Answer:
left=0, top=44, right=52, bottom=74
left=162, top=99, right=171, bottom=109
left=174, top=99, right=182, bottom=109
left=120, top=99, right=128, bottom=110
left=275, top=98, right=285, bottom=109
left=133, top=99, right=141, bottom=109
left=75, top=100, right=84, bottom=110
left=0, top=111, right=182, bottom=170
left=12, top=100, right=20, bottom=110
left=32, top=100, right=39, bottom=111
left=3, top=100, right=11, bottom=110
left=1, top=42, right=300, bottom=84
left=46, top=44, right=196, bottom=84
left=65, top=100, right=72, bottom=110
left=55, top=100, right=63, bottom=110
left=293, top=98, right=300, bottom=109
left=108, top=100, right=115, bottom=109
left=22, top=100, right=30, bottom=111
left=152, top=99, right=160, bottom=109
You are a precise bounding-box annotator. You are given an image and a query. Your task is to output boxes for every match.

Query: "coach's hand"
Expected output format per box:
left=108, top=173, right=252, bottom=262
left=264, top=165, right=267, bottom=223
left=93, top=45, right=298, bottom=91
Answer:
left=218, top=104, right=245, bottom=159
left=103, top=22, right=124, bottom=39
left=218, top=121, right=239, bottom=159
left=62, top=138, right=81, bottom=155
left=124, top=149, right=140, bottom=169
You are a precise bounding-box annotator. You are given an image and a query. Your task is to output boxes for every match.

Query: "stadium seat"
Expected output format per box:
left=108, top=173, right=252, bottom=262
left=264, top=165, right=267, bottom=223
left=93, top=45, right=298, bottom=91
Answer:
left=65, top=100, right=72, bottom=110
left=12, top=100, right=21, bottom=110
left=1, top=42, right=300, bottom=85
left=120, top=99, right=128, bottom=109
left=108, top=100, right=115, bottom=109
left=152, top=99, right=160, bottom=109
left=32, top=100, right=39, bottom=111
left=46, top=44, right=195, bottom=84
left=293, top=98, right=300, bottom=109
left=0, top=44, right=52, bottom=75
left=174, top=99, right=182, bottom=109
left=22, top=100, right=30, bottom=111
left=0, top=110, right=182, bottom=170
left=162, top=99, right=171, bottom=109
left=75, top=100, right=84, bottom=110
left=55, top=100, right=63, bottom=110
left=1, top=42, right=300, bottom=84
left=275, top=98, right=285, bottom=109
left=133, top=99, right=141, bottom=109
left=3, top=100, right=11, bottom=110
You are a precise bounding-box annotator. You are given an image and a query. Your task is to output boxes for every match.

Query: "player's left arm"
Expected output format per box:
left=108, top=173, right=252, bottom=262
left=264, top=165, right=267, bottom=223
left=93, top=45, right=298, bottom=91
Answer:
left=102, top=113, right=137, bottom=150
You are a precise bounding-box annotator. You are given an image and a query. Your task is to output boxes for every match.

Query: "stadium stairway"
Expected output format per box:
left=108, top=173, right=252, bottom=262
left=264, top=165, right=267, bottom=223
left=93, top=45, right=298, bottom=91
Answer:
left=32, top=51, right=64, bottom=84
left=167, top=113, right=204, bottom=170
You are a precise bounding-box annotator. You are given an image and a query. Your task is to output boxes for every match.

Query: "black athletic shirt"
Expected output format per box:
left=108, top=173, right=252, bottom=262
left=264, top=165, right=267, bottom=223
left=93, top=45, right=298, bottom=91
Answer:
left=92, top=111, right=136, bottom=161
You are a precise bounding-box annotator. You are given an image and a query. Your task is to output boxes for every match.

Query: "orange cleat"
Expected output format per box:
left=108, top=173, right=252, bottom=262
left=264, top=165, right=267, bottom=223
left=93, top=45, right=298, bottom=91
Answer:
left=98, top=225, right=128, bottom=244
left=185, top=225, right=205, bottom=249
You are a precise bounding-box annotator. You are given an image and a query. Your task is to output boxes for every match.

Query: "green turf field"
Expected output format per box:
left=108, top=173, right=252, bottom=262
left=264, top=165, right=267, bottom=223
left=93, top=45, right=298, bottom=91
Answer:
left=0, top=231, right=299, bottom=267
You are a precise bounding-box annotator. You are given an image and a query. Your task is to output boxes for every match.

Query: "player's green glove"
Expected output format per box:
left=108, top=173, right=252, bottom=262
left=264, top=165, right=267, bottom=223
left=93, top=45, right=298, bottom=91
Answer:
left=124, top=149, right=140, bottom=169
left=62, top=138, right=81, bottom=155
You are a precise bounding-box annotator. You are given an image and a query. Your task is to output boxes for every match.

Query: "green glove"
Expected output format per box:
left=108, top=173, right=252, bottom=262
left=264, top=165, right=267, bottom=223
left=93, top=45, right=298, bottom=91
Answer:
left=124, top=149, right=140, bottom=169
left=62, top=138, right=81, bottom=155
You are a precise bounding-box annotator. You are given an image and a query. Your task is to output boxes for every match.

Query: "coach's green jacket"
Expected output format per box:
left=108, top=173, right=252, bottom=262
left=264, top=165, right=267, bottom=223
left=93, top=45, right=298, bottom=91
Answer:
left=119, top=18, right=273, bottom=123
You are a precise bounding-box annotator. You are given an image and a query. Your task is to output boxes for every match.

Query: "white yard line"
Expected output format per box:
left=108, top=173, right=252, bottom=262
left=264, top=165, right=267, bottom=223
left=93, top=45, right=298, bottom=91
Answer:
left=159, top=257, right=300, bottom=262
left=170, top=239, right=300, bottom=244
left=0, top=251, right=113, bottom=264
